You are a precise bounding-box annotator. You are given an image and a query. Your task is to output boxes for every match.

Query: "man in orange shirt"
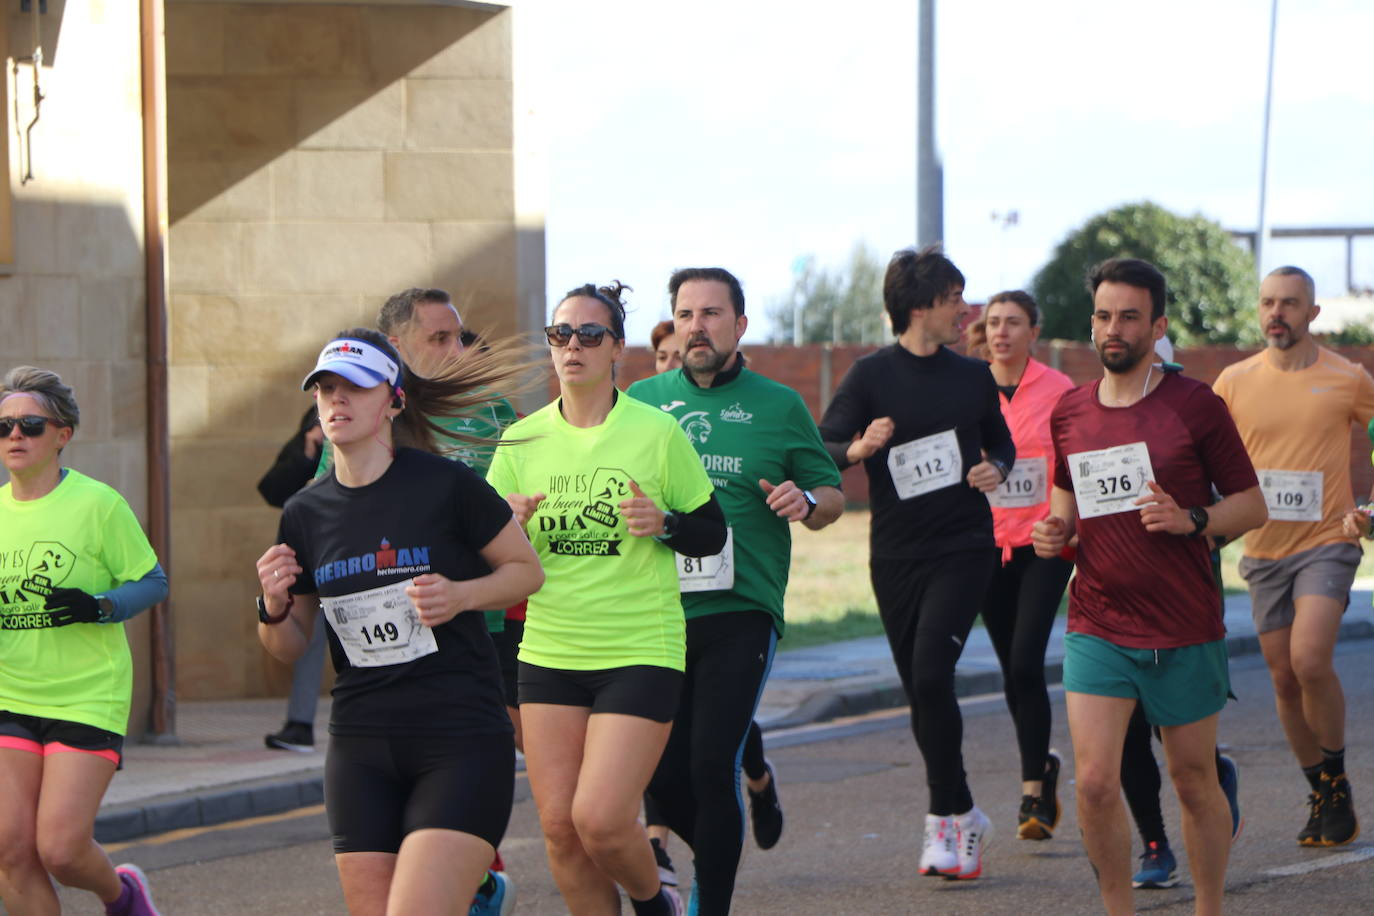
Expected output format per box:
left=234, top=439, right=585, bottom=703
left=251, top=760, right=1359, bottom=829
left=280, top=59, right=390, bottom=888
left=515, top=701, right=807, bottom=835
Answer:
left=1213, top=266, right=1374, bottom=848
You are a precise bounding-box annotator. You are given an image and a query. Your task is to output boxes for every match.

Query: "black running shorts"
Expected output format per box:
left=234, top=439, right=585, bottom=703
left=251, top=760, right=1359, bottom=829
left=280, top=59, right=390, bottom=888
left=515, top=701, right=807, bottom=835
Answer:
left=325, top=731, right=514, bottom=853
left=518, top=662, right=683, bottom=723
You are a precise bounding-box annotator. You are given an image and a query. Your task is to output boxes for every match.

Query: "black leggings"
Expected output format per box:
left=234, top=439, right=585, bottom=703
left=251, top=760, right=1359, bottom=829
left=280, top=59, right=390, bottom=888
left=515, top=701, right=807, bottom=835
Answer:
left=871, top=549, right=999, bottom=816
left=644, top=722, right=765, bottom=829
left=646, top=611, right=776, bottom=916
left=981, top=545, right=1073, bottom=783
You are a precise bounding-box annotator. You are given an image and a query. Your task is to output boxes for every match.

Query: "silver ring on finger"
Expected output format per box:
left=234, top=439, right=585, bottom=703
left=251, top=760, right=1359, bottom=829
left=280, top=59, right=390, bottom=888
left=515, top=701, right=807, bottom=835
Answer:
left=274, top=569, right=280, bottom=578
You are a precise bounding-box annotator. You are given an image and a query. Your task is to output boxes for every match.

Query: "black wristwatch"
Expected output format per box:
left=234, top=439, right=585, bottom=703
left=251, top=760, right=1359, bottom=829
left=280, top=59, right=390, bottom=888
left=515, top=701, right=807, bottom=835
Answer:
left=96, top=595, right=115, bottom=623
left=655, top=510, right=681, bottom=542
left=1187, top=505, right=1209, bottom=538
left=801, top=490, right=818, bottom=520
left=989, top=458, right=1011, bottom=483
left=256, top=594, right=294, bottom=624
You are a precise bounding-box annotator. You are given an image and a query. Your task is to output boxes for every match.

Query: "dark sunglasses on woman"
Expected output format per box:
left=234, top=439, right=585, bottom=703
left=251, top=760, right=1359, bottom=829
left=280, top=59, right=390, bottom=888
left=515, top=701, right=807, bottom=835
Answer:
left=0, top=415, right=57, bottom=437
left=544, top=323, right=618, bottom=348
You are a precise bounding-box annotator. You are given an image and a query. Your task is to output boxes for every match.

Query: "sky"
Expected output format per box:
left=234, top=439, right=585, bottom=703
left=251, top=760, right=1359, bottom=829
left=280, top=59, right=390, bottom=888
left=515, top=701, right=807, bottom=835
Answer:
left=540, top=0, right=1374, bottom=345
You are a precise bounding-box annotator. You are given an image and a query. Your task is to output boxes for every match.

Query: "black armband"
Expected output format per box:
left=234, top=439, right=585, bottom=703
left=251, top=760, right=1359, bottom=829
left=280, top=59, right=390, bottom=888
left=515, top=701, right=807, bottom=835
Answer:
left=655, top=494, right=727, bottom=557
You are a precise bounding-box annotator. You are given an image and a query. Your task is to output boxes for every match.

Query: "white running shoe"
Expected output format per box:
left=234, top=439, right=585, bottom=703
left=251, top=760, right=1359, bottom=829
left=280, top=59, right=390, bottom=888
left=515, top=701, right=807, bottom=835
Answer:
left=951, top=806, right=992, bottom=880
left=919, top=814, right=959, bottom=876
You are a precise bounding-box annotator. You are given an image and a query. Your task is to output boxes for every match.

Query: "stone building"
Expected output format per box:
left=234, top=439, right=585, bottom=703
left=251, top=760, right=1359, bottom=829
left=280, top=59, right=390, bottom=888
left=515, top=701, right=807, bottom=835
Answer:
left=0, top=0, right=544, bottom=737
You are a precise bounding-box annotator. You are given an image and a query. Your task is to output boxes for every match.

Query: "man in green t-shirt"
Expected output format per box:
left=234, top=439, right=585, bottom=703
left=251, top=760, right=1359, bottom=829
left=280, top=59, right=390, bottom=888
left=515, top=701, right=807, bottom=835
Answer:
left=628, top=267, right=843, bottom=916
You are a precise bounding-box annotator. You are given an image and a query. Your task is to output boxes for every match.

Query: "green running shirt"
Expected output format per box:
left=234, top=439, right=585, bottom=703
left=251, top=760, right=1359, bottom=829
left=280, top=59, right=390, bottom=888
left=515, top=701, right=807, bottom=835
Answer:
left=0, top=470, right=159, bottom=734
left=627, top=367, right=841, bottom=634
left=485, top=394, right=715, bottom=671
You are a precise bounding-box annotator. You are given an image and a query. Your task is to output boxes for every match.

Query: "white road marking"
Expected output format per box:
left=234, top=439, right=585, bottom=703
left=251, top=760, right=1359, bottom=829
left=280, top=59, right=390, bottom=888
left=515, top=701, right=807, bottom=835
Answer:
left=1262, top=845, right=1374, bottom=877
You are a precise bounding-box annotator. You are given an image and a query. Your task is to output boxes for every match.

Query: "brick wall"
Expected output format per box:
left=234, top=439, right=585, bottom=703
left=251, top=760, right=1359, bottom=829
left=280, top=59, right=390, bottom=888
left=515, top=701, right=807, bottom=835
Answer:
left=602, top=342, right=1374, bottom=506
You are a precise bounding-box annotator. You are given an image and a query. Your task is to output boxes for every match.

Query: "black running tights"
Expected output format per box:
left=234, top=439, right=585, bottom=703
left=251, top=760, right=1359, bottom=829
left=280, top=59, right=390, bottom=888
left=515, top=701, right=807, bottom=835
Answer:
left=981, top=545, right=1073, bottom=783
left=870, top=549, right=998, bottom=816
left=646, top=611, right=776, bottom=916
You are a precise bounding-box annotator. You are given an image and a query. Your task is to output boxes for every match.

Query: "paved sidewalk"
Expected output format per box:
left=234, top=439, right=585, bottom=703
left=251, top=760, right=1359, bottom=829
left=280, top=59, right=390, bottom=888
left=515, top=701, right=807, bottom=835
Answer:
left=96, top=590, right=1374, bottom=844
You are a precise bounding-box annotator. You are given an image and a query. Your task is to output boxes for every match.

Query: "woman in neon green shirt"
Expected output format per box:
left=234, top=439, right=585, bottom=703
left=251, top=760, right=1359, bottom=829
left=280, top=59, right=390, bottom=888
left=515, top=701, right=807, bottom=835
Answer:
left=0, top=367, right=167, bottom=916
left=487, top=283, right=725, bottom=916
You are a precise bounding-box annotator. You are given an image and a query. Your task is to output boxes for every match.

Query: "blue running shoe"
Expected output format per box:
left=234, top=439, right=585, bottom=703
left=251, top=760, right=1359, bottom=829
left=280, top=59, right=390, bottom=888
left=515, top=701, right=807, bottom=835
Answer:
left=1132, top=841, right=1179, bottom=889
left=1218, top=753, right=1243, bottom=841
left=469, top=870, right=515, bottom=916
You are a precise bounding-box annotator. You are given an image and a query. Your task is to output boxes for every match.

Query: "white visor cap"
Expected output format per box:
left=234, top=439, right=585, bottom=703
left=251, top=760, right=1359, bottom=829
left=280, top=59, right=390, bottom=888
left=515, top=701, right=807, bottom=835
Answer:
left=302, top=338, right=400, bottom=392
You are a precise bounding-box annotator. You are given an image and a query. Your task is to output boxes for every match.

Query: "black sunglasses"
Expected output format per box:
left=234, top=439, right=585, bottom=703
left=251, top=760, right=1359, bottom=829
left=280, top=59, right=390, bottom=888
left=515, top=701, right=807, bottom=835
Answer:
left=544, top=323, right=619, bottom=348
left=0, top=415, right=57, bottom=437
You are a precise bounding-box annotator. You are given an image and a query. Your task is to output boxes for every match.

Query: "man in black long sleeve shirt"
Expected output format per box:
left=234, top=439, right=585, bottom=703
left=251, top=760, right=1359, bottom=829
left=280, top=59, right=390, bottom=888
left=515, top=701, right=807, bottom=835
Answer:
left=820, top=245, right=1014, bottom=883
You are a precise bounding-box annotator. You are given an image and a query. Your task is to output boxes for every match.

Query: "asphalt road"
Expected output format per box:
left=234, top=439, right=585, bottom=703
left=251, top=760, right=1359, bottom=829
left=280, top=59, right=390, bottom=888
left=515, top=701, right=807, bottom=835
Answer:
left=33, top=641, right=1374, bottom=915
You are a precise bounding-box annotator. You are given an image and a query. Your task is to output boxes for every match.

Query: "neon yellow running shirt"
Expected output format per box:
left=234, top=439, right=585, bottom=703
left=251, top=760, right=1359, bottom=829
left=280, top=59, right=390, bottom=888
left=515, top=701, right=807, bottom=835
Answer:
left=486, top=394, right=714, bottom=671
left=0, top=470, right=160, bottom=734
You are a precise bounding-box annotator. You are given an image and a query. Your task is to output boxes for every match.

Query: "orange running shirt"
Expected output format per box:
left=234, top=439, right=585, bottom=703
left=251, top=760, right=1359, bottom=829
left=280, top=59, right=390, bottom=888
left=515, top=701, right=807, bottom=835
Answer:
left=1213, top=346, right=1374, bottom=560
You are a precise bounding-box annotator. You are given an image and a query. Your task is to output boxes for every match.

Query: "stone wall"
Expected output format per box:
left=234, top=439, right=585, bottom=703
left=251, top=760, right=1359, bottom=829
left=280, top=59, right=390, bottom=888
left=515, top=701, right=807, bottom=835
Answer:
left=166, top=1, right=528, bottom=699
left=0, top=2, right=153, bottom=728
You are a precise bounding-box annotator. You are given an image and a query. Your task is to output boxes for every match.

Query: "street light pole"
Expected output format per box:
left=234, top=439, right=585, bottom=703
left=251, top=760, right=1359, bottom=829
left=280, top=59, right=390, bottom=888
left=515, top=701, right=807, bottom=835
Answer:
left=1255, top=0, right=1279, bottom=280
left=916, top=0, right=942, bottom=248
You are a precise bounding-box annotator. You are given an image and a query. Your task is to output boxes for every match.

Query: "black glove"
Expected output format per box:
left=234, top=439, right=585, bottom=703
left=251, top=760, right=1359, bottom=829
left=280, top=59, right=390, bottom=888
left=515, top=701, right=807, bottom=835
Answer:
left=44, top=588, right=102, bottom=627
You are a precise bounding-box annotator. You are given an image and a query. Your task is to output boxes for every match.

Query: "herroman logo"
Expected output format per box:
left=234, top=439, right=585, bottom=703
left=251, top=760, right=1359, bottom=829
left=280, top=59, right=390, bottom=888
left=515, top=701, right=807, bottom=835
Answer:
left=680, top=410, right=713, bottom=445
left=719, top=402, right=753, bottom=424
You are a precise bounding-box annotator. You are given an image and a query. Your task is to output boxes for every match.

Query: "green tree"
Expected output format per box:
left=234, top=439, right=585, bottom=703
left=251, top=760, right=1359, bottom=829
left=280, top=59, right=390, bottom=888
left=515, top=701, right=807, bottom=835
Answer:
left=769, top=243, right=889, bottom=344
left=1031, top=201, right=1260, bottom=346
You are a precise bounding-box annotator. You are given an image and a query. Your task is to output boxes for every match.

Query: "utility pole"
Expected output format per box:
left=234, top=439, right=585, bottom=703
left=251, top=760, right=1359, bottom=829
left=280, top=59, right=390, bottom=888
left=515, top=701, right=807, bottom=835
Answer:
left=916, top=0, right=943, bottom=248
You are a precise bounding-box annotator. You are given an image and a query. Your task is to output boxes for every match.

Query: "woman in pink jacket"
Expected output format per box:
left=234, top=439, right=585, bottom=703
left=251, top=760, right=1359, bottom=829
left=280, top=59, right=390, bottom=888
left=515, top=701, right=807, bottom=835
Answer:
left=979, top=290, right=1076, bottom=842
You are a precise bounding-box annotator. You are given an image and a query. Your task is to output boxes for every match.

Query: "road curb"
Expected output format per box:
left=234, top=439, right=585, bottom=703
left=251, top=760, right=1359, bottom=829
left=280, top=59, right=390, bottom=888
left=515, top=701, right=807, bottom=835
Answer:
left=96, top=774, right=324, bottom=845
left=97, top=621, right=1374, bottom=845
left=761, top=619, right=1374, bottom=734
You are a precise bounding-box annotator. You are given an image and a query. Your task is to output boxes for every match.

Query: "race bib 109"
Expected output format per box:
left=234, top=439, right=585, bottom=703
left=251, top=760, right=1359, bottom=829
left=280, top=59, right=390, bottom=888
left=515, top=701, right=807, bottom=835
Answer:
left=1068, top=441, right=1154, bottom=520
left=1259, top=469, right=1323, bottom=523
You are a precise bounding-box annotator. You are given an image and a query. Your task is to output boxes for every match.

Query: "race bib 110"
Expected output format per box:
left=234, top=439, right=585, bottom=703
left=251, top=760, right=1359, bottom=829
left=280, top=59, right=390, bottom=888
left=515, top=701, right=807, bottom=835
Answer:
left=987, top=456, right=1047, bottom=509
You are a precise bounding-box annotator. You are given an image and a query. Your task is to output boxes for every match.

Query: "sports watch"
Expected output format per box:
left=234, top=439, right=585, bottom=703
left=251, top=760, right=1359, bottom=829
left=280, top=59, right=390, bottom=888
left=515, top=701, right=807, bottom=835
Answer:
left=1187, top=505, right=1209, bottom=538
left=802, top=490, right=818, bottom=520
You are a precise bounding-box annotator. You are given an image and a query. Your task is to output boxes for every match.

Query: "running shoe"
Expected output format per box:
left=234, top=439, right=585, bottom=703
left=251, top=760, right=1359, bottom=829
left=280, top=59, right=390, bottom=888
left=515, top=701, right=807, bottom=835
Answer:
left=1132, top=841, right=1179, bottom=889
left=919, top=814, right=958, bottom=877
left=1298, top=789, right=1324, bottom=847
left=264, top=721, right=314, bottom=753
left=651, top=837, right=678, bottom=887
left=629, top=885, right=683, bottom=915
left=949, top=805, right=992, bottom=880
left=748, top=759, right=784, bottom=850
left=1017, top=750, right=1062, bottom=840
left=1217, top=753, right=1243, bottom=841
left=1320, top=773, right=1359, bottom=847
left=469, top=870, right=515, bottom=916
left=110, top=863, right=162, bottom=916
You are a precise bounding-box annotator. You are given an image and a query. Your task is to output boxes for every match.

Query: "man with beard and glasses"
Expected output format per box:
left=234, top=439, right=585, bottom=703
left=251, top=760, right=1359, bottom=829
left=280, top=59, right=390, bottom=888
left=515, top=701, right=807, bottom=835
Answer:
left=1032, top=257, right=1266, bottom=916
left=628, top=267, right=843, bottom=915
left=1213, top=266, right=1374, bottom=849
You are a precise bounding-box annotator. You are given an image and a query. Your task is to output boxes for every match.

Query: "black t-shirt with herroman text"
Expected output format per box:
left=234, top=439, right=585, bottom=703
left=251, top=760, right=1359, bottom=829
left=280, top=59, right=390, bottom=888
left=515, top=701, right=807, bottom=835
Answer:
left=279, top=448, right=513, bottom=738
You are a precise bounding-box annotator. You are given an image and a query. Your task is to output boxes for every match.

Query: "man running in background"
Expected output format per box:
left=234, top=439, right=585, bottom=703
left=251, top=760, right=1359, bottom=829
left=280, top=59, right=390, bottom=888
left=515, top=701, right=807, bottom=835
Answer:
left=1213, top=265, right=1374, bottom=848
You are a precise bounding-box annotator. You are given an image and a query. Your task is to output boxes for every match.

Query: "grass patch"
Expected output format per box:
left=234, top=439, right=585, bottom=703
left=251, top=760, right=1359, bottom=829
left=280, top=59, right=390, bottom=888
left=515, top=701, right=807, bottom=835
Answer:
left=783, top=608, right=887, bottom=648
